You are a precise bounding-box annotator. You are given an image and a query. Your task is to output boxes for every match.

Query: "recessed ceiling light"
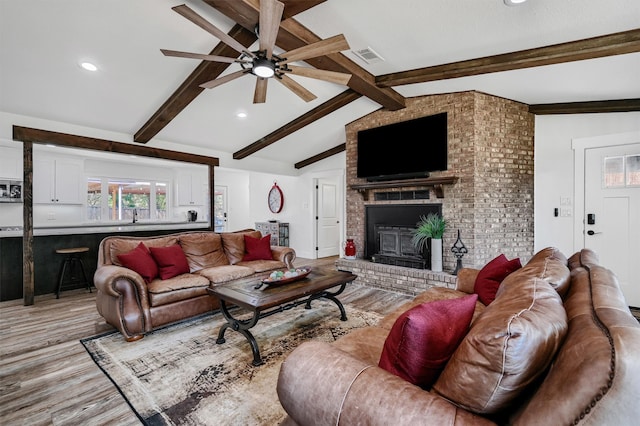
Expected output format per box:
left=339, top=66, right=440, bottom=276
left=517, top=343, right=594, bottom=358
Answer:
left=236, top=112, right=247, bottom=118
left=504, top=0, right=527, bottom=5
left=80, top=61, right=98, bottom=71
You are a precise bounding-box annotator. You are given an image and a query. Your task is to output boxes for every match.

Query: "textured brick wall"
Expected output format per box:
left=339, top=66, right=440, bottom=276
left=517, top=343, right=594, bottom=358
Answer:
left=345, top=91, right=534, bottom=271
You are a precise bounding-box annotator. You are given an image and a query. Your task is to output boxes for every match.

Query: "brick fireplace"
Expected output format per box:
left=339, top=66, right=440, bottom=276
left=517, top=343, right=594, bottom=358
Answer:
left=344, top=91, right=535, bottom=272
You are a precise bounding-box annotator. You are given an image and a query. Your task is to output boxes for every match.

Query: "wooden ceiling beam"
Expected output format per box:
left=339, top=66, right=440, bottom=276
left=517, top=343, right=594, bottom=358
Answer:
left=204, top=0, right=326, bottom=25
left=14, top=126, right=219, bottom=166
left=205, top=0, right=405, bottom=111
left=295, top=143, right=345, bottom=169
left=134, top=24, right=257, bottom=143
left=376, top=28, right=640, bottom=87
left=529, top=98, right=640, bottom=115
left=233, top=89, right=361, bottom=159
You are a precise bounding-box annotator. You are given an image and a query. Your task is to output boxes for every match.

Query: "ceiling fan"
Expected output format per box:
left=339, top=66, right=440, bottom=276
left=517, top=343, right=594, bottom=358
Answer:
left=161, top=0, right=353, bottom=103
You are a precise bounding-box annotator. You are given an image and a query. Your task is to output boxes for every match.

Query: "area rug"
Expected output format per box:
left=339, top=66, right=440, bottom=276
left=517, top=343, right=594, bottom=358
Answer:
left=81, top=300, right=382, bottom=426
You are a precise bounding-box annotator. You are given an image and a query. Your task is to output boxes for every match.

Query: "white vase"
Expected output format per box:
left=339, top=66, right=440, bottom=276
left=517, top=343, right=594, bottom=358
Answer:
left=431, top=238, right=443, bottom=272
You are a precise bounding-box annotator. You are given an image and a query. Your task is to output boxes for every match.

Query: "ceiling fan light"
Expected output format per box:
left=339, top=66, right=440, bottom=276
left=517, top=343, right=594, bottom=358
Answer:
left=253, top=57, right=275, bottom=78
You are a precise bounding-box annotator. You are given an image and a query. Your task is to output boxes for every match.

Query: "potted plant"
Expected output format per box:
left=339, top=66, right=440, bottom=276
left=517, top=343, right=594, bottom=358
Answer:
left=411, top=213, right=447, bottom=272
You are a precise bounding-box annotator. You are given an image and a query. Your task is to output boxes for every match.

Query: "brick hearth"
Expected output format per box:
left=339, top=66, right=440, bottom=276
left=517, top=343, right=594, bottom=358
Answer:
left=336, top=258, right=456, bottom=296
left=345, top=91, right=534, bottom=272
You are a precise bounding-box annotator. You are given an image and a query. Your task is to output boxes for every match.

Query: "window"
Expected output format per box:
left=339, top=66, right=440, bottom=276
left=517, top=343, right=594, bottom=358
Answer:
left=627, top=154, right=640, bottom=186
left=213, top=185, right=227, bottom=232
left=87, top=178, right=102, bottom=221
left=87, top=178, right=168, bottom=222
left=604, top=155, right=640, bottom=188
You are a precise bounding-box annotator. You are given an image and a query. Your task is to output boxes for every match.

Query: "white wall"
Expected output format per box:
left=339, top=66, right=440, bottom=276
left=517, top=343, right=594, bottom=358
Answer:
left=219, top=154, right=345, bottom=259
left=534, top=112, right=640, bottom=255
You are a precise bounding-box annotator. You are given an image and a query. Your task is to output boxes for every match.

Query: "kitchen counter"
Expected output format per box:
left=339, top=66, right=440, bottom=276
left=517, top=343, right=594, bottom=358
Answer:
left=0, top=221, right=210, bottom=238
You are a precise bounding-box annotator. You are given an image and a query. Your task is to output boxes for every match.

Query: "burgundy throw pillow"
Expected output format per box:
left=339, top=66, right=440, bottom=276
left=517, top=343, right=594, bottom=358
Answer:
left=378, top=294, right=478, bottom=389
left=242, top=234, right=273, bottom=261
left=149, top=244, right=190, bottom=280
left=474, top=254, right=522, bottom=305
left=117, top=242, right=158, bottom=284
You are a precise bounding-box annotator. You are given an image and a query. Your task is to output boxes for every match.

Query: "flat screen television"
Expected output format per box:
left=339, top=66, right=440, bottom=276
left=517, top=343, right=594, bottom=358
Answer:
left=356, top=112, right=447, bottom=181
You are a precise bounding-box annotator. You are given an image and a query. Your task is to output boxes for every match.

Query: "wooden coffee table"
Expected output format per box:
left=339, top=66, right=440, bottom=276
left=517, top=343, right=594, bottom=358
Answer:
left=207, top=268, right=357, bottom=366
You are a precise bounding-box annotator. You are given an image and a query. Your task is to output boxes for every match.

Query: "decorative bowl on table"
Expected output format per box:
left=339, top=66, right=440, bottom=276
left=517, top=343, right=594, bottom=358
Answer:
left=261, top=268, right=311, bottom=286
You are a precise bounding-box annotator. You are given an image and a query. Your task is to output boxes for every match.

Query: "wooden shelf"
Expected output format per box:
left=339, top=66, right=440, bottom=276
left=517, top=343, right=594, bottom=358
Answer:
left=350, top=176, right=458, bottom=200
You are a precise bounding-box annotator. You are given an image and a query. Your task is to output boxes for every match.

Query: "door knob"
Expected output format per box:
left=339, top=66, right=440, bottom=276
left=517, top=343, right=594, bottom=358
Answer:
left=587, top=230, right=602, bottom=235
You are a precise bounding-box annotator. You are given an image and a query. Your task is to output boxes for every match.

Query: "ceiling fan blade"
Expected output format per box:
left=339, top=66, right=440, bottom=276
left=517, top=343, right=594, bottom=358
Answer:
left=160, top=49, right=250, bottom=64
left=253, top=78, right=268, bottom=103
left=280, top=34, right=350, bottom=65
left=172, top=4, right=254, bottom=58
left=259, top=0, right=284, bottom=58
left=284, top=65, right=352, bottom=85
left=200, top=70, right=248, bottom=89
left=275, top=75, right=317, bottom=102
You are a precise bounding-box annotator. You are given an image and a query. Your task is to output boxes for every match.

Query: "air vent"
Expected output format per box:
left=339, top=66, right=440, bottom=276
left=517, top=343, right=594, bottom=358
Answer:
left=374, top=190, right=430, bottom=201
left=353, top=47, right=384, bottom=64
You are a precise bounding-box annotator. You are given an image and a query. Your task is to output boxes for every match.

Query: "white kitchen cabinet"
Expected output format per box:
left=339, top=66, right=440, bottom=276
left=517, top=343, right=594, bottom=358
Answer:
left=33, top=158, right=83, bottom=204
left=0, top=147, right=22, bottom=179
left=176, top=171, right=207, bottom=206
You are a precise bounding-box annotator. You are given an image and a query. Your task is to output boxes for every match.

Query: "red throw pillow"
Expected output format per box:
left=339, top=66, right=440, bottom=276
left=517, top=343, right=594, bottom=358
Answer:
left=117, top=242, right=158, bottom=284
left=474, top=254, right=522, bottom=305
left=378, top=294, right=478, bottom=389
left=242, top=234, right=273, bottom=261
left=149, top=244, right=190, bottom=280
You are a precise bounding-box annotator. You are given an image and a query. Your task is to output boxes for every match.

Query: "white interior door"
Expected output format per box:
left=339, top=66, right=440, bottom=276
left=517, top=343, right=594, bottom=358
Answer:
left=584, top=144, right=640, bottom=307
left=316, top=177, right=341, bottom=258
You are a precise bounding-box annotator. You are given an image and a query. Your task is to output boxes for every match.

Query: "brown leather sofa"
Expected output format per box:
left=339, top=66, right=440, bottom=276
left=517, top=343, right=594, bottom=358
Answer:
left=94, top=229, right=295, bottom=341
left=277, top=248, right=640, bottom=425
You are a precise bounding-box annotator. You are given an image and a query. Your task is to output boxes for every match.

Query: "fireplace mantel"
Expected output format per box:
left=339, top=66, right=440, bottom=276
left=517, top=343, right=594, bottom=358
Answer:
left=350, top=176, right=458, bottom=200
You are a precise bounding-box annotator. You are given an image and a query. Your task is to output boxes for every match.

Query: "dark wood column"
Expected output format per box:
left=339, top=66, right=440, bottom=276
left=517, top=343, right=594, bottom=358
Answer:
left=22, top=142, right=34, bottom=306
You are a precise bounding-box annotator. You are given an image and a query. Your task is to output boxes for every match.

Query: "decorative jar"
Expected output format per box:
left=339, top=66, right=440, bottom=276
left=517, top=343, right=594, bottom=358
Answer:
left=344, top=239, right=356, bottom=259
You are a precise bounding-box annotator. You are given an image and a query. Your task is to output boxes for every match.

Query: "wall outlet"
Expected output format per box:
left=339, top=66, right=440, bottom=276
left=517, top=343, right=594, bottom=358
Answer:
left=560, top=208, right=572, bottom=217
left=47, top=212, right=55, bottom=220
left=560, top=197, right=572, bottom=206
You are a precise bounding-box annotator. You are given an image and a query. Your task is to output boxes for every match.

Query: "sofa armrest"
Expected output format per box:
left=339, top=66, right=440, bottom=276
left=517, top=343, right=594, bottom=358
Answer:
left=270, top=246, right=296, bottom=269
left=93, top=265, right=152, bottom=341
left=277, top=341, right=495, bottom=426
left=455, top=268, right=480, bottom=294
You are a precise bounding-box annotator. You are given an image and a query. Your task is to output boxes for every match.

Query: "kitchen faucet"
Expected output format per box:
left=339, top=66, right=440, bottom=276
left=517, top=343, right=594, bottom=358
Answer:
left=132, top=208, right=138, bottom=223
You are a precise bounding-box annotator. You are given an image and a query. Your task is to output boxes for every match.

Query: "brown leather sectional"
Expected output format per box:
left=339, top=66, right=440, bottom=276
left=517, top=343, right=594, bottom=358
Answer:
left=94, top=229, right=296, bottom=341
left=277, top=248, right=640, bottom=425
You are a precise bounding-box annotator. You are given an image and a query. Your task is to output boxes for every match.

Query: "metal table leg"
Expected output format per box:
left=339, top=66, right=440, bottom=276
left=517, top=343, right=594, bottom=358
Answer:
left=215, top=300, right=264, bottom=366
left=305, top=283, right=348, bottom=321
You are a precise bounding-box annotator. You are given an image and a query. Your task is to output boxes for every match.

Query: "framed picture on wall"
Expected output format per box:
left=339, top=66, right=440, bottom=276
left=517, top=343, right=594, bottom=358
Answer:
left=0, top=180, right=23, bottom=202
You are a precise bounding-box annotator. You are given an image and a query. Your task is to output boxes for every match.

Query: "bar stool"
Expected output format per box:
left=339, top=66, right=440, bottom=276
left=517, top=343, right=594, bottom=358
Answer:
left=55, top=247, right=91, bottom=298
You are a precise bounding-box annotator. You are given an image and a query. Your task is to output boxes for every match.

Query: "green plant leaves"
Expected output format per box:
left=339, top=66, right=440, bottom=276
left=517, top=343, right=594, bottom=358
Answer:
left=411, top=213, right=447, bottom=252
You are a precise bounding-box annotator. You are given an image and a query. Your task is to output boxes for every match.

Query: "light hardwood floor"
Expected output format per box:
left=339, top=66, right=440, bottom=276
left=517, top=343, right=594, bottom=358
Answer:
left=0, top=257, right=413, bottom=425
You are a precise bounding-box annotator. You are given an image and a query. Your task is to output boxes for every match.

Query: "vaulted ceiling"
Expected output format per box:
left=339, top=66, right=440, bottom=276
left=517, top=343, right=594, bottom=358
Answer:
left=1, top=0, right=639, bottom=173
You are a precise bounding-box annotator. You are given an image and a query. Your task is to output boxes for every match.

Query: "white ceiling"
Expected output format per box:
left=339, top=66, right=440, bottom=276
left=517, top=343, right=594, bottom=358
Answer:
left=1, top=0, right=639, bottom=173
